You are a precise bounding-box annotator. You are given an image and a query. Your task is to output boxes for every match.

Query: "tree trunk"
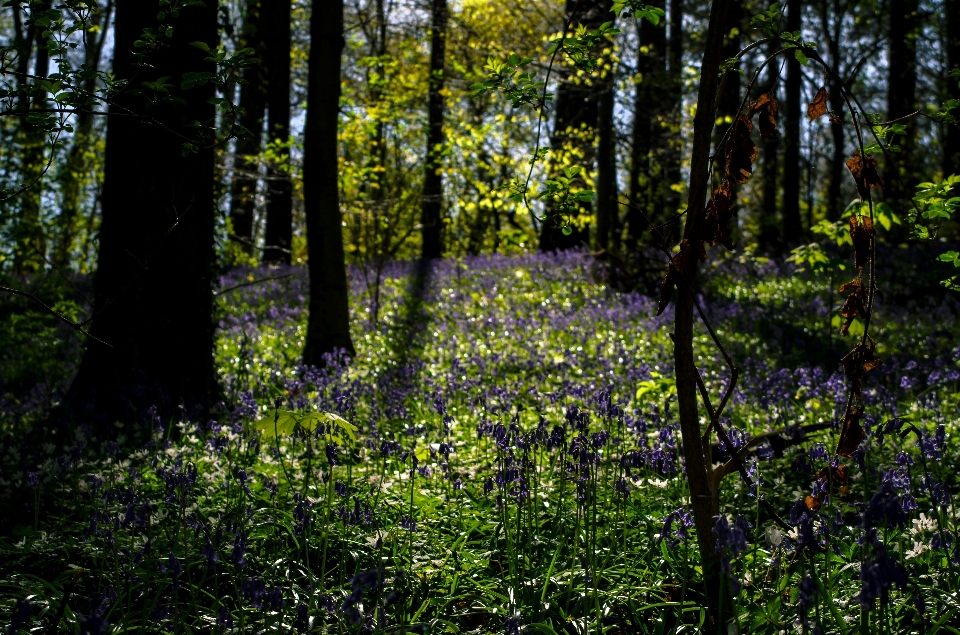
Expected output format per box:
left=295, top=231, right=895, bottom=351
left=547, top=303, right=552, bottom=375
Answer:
left=229, top=0, right=269, bottom=256
left=595, top=64, right=617, bottom=251
left=539, top=0, right=606, bottom=252
left=67, top=0, right=218, bottom=424
left=13, top=0, right=53, bottom=275
left=886, top=0, right=919, bottom=208
left=420, top=0, right=448, bottom=260
left=672, top=0, right=730, bottom=625
left=758, top=38, right=781, bottom=253
left=55, top=0, right=113, bottom=270
left=262, top=0, right=294, bottom=264
left=625, top=0, right=666, bottom=251
left=664, top=0, right=683, bottom=244
left=945, top=0, right=960, bottom=176
left=823, top=0, right=845, bottom=221
left=303, top=0, right=355, bottom=365
left=782, top=0, right=803, bottom=244
left=714, top=0, right=742, bottom=245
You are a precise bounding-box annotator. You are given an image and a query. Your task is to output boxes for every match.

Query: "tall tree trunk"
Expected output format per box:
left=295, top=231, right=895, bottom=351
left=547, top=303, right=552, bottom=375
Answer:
left=945, top=0, right=960, bottom=176
left=595, top=59, right=617, bottom=251
left=673, top=0, right=730, bottom=624
left=14, top=0, right=53, bottom=275
left=67, top=0, right=218, bottom=424
left=886, top=0, right=919, bottom=208
left=663, top=0, right=683, bottom=244
left=262, top=0, right=293, bottom=264
left=303, top=0, right=355, bottom=364
left=55, top=0, right=113, bottom=270
left=782, top=0, right=803, bottom=244
left=539, top=0, right=606, bottom=252
left=229, top=0, right=269, bottom=256
left=420, top=0, right=448, bottom=260
left=714, top=0, right=742, bottom=245
left=823, top=0, right=845, bottom=221
left=625, top=0, right=666, bottom=251
left=758, top=39, right=781, bottom=253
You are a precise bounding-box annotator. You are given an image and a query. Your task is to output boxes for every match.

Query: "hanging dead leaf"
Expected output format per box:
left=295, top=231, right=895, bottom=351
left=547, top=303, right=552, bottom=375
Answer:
left=749, top=93, right=779, bottom=139
left=701, top=180, right=735, bottom=253
left=807, top=86, right=829, bottom=120
left=846, top=151, right=883, bottom=200
left=656, top=240, right=693, bottom=316
left=848, top=215, right=876, bottom=270
left=841, top=338, right=881, bottom=393
left=805, top=495, right=821, bottom=511
left=724, top=115, right=758, bottom=184
left=836, top=403, right=865, bottom=457
left=838, top=278, right=867, bottom=337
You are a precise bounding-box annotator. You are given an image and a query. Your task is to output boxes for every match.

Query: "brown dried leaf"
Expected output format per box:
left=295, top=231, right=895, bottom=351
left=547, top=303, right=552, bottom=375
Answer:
left=838, top=279, right=867, bottom=336
left=841, top=339, right=881, bottom=394
left=849, top=215, right=876, bottom=270
left=846, top=151, right=883, bottom=200
left=701, top=180, right=735, bottom=252
left=807, top=86, right=829, bottom=120
left=805, top=495, right=821, bottom=511
left=724, top=115, right=758, bottom=184
left=837, top=403, right=865, bottom=457
left=656, top=240, right=693, bottom=316
left=750, top=93, right=779, bottom=139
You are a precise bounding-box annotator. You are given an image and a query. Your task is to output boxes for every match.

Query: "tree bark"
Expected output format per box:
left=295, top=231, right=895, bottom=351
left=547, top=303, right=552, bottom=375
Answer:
left=229, top=0, right=269, bottom=256
left=757, top=41, right=781, bottom=253
left=595, top=62, right=617, bottom=251
left=663, top=0, right=683, bottom=244
left=946, top=0, right=960, bottom=176
left=262, top=0, right=294, bottom=264
left=420, top=0, right=448, bottom=260
left=539, top=0, right=606, bottom=252
left=782, top=0, right=803, bottom=244
left=67, top=0, right=218, bottom=424
left=672, top=0, right=730, bottom=625
left=625, top=0, right=666, bottom=251
left=54, top=0, right=113, bottom=270
left=303, top=0, right=355, bottom=365
left=822, top=0, right=845, bottom=221
left=886, top=0, right=919, bottom=208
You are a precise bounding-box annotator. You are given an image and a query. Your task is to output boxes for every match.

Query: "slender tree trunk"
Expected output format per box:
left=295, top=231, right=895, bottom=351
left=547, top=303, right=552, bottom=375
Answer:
left=886, top=0, right=919, bottom=207
left=229, top=0, right=269, bottom=256
left=664, top=0, right=683, bottom=244
left=262, top=0, right=293, bottom=264
left=55, top=0, right=112, bottom=270
left=672, top=0, right=730, bottom=625
left=420, top=0, right=448, bottom=260
left=782, top=0, right=803, bottom=243
left=14, top=0, right=53, bottom=275
left=625, top=0, right=666, bottom=251
left=758, top=39, right=781, bottom=253
left=945, top=0, right=960, bottom=176
left=539, top=0, right=606, bottom=252
left=67, top=0, right=218, bottom=425
left=823, top=0, right=845, bottom=221
left=303, top=0, right=355, bottom=364
left=595, top=61, right=617, bottom=251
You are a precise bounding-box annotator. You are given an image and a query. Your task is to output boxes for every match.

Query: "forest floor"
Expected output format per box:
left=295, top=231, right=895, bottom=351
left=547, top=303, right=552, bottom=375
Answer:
left=1, top=249, right=959, bottom=633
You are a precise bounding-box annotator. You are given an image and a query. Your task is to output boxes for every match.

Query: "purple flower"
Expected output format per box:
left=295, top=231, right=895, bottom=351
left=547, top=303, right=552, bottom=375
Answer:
left=26, top=472, right=39, bottom=488
left=855, top=544, right=907, bottom=606
left=797, top=573, right=818, bottom=613
left=216, top=605, right=234, bottom=629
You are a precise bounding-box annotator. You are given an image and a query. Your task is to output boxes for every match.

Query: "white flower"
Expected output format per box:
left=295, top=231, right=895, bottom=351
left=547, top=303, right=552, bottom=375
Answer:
left=911, top=513, right=936, bottom=537
left=765, top=526, right=784, bottom=548
left=906, top=541, right=928, bottom=559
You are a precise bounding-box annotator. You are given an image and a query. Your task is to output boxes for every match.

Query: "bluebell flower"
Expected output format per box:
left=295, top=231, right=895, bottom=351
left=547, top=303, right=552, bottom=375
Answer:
left=240, top=576, right=266, bottom=608
left=856, top=544, right=907, bottom=606
left=797, top=572, right=818, bottom=613
left=10, top=599, right=31, bottom=632
left=294, top=603, right=310, bottom=632
left=26, top=472, right=38, bottom=488
left=216, top=606, right=233, bottom=630
left=78, top=614, right=108, bottom=635
left=231, top=533, right=247, bottom=567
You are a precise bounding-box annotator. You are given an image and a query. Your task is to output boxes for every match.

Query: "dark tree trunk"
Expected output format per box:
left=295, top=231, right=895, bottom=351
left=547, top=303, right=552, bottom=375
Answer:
left=595, top=65, right=617, bottom=251
left=625, top=0, right=666, bottom=251
left=303, top=0, right=355, bottom=365
left=758, top=39, right=781, bottom=253
left=886, top=0, right=919, bottom=207
left=262, top=0, right=293, bottom=264
left=663, top=0, right=683, bottom=244
left=13, top=0, right=52, bottom=275
left=714, top=0, right=742, bottom=245
left=420, top=0, right=448, bottom=260
left=67, top=0, right=218, bottom=424
left=823, top=0, right=845, bottom=221
left=946, top=0, right=960, bottom=176
left=539, top=0, right=606, bottom=252
left=782, top=0, right=803, bottom=244
left=229, top=0, right=269, bottom=256
left=55, top=0, right=113, bottom=270
left=673, top=0, right=731, bottom=625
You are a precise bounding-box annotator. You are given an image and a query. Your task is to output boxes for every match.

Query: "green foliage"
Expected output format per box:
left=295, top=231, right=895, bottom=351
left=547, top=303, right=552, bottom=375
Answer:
left=911, top=175, right=960, bottom=288
left=253, top=409, right=357, bottom=443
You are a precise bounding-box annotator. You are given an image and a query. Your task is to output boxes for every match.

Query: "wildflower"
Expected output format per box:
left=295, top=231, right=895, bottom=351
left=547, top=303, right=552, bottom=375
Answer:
left=78, top=614, right=108, bottom=635
left=10, top=599, right=31, bottom=631
left=294, top=603, right=310, bottom=632
left=201, top=540, right=218, bottom=569
left=855, top=544, right=907, bottom=606
left=231, top=533, right=247, bottom=568
left=240, top=576, right=266, bottom=608
left=797, top=573, right=818, bottom=613
left=216, top=605, right=234, bottom=630
left=765, top=526, right=783, bottom=548
left=26, top=472, right=39, bottom=488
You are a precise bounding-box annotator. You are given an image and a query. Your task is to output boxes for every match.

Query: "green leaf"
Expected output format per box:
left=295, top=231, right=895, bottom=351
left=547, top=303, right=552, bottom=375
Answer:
left=253, top=410, right=299, bottom=438
left=190, top=41, right=212, bottom=52
left=794, top=49, right=808, bottom=66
